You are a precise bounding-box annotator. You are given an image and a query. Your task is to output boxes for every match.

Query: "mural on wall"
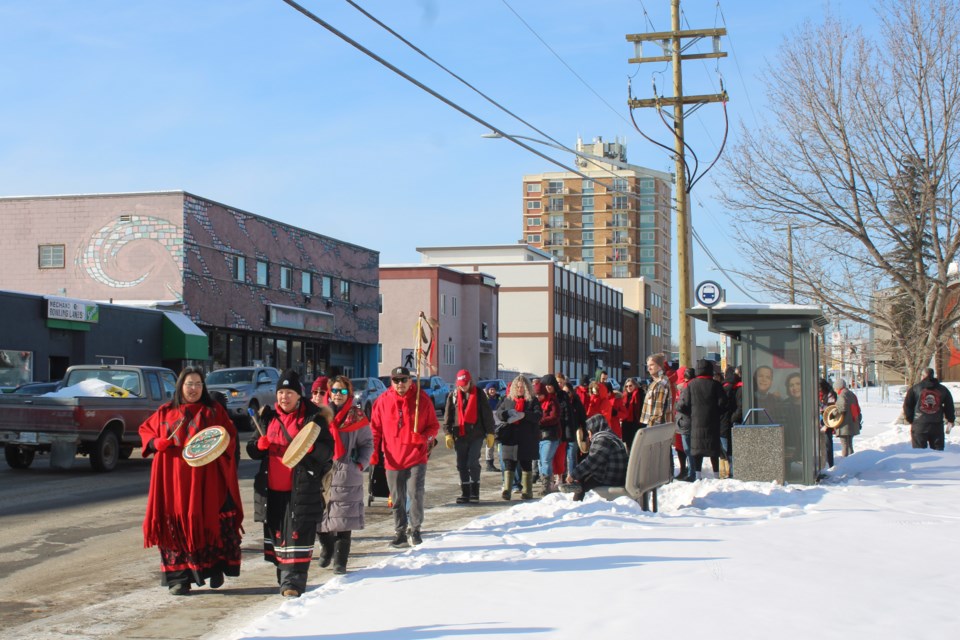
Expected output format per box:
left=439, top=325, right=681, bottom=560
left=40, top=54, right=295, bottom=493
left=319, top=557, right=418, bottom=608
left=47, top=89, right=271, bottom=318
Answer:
left=77, top=215, right=183, bottom=299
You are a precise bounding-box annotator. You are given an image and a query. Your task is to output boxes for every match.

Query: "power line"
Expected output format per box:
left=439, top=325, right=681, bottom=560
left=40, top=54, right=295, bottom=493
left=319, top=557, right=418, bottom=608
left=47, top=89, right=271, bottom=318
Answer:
left=500, top=0, right=632, bottom=127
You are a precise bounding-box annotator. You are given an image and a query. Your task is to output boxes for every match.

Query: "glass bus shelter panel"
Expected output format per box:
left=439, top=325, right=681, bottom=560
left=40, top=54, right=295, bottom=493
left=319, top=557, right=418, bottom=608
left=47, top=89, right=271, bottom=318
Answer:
left=741, top=329, right=819, bottom=484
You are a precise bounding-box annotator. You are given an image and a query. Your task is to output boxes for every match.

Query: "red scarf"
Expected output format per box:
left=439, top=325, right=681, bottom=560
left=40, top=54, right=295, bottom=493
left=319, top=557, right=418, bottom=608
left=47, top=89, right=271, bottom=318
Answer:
left=266, top=401, right=306, bottom=491
left=394, top=388, right=427, bottom=444
left=456, top=387, right=479, bottom=436
left=514, top=397, right=526, bottom=412
left=330, top=401, right=370, bottom=460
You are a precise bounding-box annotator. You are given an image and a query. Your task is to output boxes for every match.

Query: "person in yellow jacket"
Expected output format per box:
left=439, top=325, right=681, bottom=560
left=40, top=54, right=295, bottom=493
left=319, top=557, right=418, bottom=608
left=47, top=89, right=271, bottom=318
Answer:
left=442, top=369, right=496, bottom=504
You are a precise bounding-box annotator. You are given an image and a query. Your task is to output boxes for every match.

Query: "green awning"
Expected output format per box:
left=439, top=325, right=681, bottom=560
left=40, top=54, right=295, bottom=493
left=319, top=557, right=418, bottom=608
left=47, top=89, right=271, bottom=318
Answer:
left=162, top=312, right=208, bottom=360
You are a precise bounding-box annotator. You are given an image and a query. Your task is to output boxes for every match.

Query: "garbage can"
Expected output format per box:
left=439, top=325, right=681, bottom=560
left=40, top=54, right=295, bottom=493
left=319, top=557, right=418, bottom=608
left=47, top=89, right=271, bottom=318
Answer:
left=732, top=408, right=785, bottom=483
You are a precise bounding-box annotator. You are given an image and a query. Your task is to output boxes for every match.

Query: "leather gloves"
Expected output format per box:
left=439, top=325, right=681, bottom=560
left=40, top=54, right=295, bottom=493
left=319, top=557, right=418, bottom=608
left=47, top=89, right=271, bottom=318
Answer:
left=445, top=434, right=455, bottom=449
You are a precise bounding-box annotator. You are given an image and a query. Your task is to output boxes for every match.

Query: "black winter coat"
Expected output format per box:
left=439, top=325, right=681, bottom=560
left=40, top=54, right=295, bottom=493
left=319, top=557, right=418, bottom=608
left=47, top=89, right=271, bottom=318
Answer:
left=677, top=360, right=726, bottom=457
left=247, top=401, right=335, bottom=524
left=494, top=396, right=541, bottom=460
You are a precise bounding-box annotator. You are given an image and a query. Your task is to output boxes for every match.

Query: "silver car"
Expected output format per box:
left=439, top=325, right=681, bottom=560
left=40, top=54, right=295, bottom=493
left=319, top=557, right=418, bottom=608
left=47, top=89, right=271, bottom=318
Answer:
left=350, top=377, right=387, bottom=416
left=205, top=366, right=281, bottom=429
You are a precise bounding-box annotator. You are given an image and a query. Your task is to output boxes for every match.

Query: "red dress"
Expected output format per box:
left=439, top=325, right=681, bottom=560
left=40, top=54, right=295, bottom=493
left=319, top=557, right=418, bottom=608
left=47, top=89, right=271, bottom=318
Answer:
left=140, top=401, right=243, bottom=585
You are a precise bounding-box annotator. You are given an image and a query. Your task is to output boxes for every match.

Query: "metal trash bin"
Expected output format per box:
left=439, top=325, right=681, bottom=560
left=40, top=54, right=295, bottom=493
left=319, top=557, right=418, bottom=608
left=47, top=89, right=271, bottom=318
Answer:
left=732, top=408, right=785, bottom=483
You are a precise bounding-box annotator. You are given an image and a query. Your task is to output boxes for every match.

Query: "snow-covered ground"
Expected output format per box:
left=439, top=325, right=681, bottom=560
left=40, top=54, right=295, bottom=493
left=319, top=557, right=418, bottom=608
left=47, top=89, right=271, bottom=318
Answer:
left=221, top=390, right=960, bottom=640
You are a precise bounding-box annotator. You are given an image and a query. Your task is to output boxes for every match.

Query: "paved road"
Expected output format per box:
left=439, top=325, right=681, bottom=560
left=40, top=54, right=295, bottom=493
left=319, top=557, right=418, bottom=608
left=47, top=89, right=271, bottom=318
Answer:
left=0, top=426, right=516, bottom=640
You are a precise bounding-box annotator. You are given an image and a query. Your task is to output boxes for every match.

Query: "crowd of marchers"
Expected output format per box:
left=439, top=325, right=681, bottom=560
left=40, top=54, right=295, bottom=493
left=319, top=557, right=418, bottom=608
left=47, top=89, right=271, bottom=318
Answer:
left=134, top=358, right=956, bottom=600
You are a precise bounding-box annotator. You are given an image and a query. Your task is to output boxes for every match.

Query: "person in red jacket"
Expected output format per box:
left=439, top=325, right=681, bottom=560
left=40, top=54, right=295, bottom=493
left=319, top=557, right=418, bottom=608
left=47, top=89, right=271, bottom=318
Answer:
left=535, top=377, right=562, bottom=495
left=619, top=377, right=644, bottom=452
left=370, top=366, right=440, bottom=548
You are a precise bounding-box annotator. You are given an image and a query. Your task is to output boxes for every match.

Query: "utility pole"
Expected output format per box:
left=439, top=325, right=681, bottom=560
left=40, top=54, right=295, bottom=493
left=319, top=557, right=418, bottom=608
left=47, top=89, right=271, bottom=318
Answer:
left=626, top=0, right=727, bottom=367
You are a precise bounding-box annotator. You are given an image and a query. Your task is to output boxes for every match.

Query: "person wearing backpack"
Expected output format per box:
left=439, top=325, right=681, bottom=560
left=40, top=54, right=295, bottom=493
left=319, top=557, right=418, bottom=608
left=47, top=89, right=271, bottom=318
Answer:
left=903, top=368, right=956, bottom=451
left=833, top=378, right=861, bottom=457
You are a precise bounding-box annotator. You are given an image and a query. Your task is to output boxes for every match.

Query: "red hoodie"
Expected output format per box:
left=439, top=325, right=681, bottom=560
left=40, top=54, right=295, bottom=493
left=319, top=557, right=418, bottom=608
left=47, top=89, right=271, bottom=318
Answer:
left=370, top=386, right=440, bottom=471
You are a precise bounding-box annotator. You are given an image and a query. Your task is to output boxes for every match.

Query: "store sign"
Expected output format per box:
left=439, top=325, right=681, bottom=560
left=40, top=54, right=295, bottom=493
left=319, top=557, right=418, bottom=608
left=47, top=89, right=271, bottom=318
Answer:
left=46, top=296, right=99, bottom=323
left=268, top=304, right=334, bottom=334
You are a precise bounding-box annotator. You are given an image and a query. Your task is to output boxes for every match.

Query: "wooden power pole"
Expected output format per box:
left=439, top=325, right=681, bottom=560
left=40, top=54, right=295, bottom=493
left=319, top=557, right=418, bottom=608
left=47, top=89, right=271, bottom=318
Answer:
left=626, top=0, right=727, bottom=367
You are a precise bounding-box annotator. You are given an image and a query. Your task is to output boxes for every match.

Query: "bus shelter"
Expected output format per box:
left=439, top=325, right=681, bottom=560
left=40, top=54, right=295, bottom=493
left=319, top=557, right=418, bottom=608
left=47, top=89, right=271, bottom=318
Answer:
left=688, top=303, right=829, bottom=485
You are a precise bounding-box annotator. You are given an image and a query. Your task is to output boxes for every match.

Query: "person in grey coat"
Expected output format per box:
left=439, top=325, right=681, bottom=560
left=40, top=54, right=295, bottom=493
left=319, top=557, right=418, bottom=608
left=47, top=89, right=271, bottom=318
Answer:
left=833, top=378, right=861, bottom=457
left=317, top=376, right=374, bottom=575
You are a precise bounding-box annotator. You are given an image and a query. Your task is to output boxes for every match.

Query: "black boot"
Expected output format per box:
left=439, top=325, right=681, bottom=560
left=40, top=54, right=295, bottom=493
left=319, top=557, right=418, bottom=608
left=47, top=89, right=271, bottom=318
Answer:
left=469, top=481, right=480, bottom=503
left=333, top=533, right=351, bottom=575
left=318, top=532, right=335, bottom=568
left=485, top=460, right=500, bottom=472
left=456, top=482, right=470, bottom=504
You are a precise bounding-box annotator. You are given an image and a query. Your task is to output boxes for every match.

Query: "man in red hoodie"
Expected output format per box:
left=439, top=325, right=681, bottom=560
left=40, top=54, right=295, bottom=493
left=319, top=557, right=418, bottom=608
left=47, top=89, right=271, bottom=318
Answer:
left=370, top=366, right=441, bottom=548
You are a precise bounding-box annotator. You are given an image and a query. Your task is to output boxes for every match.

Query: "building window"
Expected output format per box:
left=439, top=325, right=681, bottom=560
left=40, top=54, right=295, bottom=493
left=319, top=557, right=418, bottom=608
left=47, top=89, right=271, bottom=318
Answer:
left=440, top=294, right=447, bottom=315
left=339, top=279, right=350, bottom=301
left=322, top=276, right=332, bottom=298
left=451, top=296, right=458, bottom=317
left=640, top=248, right=656, bottom=259
left=613, top=213, right=628, bottom=227
left=526, top=183, right=542, bottom=193
left=280, top=266, right=292, bottom=290
left=549, top=196, right=564, bottom=211
left=613, top=177, right=628, bottom=192
left=582, top=231, right=594, bottom=244
left=526, top=217, right=541, bottom=227
left=256, top=260, right=269, bottom=286
left=641, top=265, right=655, bottom=277
left=639, top=213, right=655, bottom=226
left=547, top=180, right=564, bottom=194
left=582, top=196, right=594, bottom=210
left=582, top=248, right=595, bottom=260
left=301, top=272, right=312, bottom=294
left=442, top=343, right=456, bottom=365
left=377, top=343, right=383, bottom=363
left=526, top=201, right=542, bottom=210
left=526, top=234, right=541, bottom=243
left=38, top=244, right=65, bottom=269
left=582, top=179, right=595, bottom=193
left=613, top=195, right=629, bottom=209
left=231, top=255, right=245, bottom=281
left=640, top=231, right=655, bottom=242
left=582, top=214, right=594, bottom=228
left=613, top=265, right=628, bottom=277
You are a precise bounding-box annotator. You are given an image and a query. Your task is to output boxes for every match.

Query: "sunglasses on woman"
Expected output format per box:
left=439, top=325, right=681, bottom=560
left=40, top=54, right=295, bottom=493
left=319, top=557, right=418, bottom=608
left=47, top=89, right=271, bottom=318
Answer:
left=330, top=388, right=350, bottom=395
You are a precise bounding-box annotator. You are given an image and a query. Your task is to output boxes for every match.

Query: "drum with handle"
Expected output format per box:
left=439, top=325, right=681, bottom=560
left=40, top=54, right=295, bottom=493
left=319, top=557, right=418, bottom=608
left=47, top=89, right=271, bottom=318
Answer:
left=182, top=426, right=231, bottom=467
left=822, top=404, right=842, bottom=429
left=281, top=421, right=320, bottom=468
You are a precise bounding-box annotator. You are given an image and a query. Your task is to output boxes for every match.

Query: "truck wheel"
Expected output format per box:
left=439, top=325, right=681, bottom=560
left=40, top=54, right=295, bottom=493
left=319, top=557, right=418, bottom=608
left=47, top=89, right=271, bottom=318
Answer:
left=4, top=445, right=35, bottom=470
left=91, top=430, right=120, bottom=472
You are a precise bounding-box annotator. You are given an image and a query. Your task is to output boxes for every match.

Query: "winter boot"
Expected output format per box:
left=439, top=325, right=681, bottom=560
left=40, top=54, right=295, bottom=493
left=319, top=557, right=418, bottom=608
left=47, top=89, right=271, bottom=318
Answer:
left=469, top=481, right=480, bottom=503
left=521, top=471, right=534, bottom=500
left=719, top=458, right=731, bottom=479
left=456, top=482, right=471, bottom=504
left=485, top=459, right=500, bottom=472
left=540, top=474, right=554, bottom=497
left=332, top=534, right=351, bottom=575
left=317, top=532, right=335, bottom=568
left=501, top=467, right=513, bottom=500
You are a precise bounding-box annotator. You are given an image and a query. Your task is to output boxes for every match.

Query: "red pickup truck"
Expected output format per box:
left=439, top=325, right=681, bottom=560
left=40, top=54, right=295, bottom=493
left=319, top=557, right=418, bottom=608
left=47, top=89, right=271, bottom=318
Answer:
left=0, top=365, right=178, bottom=472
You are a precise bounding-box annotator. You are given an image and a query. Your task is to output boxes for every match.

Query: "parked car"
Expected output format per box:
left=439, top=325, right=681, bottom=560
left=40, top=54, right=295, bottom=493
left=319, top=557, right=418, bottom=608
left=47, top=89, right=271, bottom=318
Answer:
left=11, top=381, right=60, bottom=395
left=350, top=377, right=387, bottom=416
left=0, top=365, right=178, bottom=471
left=204, top=366, right=281, bottom=429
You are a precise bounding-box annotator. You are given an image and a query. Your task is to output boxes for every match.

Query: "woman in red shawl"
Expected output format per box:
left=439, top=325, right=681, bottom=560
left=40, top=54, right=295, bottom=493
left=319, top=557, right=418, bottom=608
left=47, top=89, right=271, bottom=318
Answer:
left=586, top=380, right=617, bottom=437
left=140, top=366, right=243, bottom=596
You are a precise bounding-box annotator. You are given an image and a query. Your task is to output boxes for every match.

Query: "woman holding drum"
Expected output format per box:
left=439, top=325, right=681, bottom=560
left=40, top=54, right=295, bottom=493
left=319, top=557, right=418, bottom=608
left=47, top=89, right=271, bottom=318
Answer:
left=248, top=369, right=334, bottom=598
left=140, top=366, right=244, bottom=596
left=317, top=375, right=374, bottom=575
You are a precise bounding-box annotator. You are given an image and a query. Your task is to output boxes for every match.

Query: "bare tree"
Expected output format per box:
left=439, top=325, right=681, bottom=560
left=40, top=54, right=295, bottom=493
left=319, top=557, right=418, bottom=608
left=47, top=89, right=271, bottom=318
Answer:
left=718, top=0, right=960, bottom=383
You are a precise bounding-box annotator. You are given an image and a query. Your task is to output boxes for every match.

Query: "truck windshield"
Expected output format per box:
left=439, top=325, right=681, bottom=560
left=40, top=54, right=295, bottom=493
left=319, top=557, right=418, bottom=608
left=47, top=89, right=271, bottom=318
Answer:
left=64, top=370, right=141, bottom=396
left=206, top=370, right=254, bottom=386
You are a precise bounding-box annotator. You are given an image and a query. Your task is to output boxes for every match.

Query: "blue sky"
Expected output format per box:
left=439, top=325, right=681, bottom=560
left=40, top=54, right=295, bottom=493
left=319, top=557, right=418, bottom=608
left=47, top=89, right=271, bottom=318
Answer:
left=0, top=0, right=878, bottom=343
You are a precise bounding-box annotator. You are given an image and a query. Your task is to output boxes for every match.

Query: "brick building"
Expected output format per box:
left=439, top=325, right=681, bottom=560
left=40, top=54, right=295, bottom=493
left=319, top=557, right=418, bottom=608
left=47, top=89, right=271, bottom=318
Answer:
left=0, top=191, right=379, bottom=380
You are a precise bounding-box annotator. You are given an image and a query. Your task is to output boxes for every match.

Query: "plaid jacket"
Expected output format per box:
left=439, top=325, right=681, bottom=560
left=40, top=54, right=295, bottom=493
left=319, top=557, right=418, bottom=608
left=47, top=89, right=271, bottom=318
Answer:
left=570, top=429, right=628, bottom=486
left=639, top=374, right=673, bottom=426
